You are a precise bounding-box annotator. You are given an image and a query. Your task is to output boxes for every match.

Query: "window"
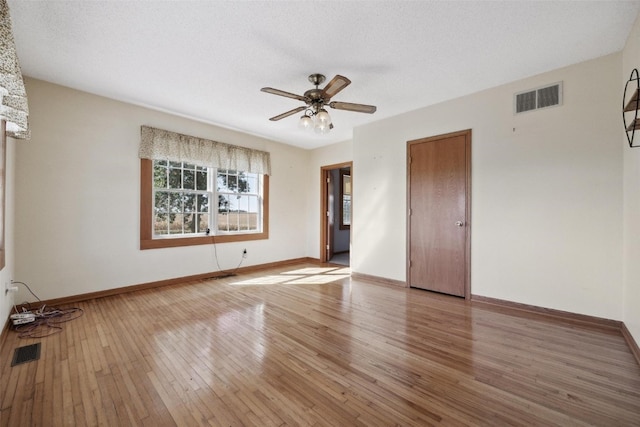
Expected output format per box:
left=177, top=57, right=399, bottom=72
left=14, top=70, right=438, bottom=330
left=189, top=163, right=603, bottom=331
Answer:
left=340, top=168, right=351, bottom=229
left=153, top=161, right=211, bottom=236
left=216, top=169, right=262, bottom=233
left=140, top=159, right=269, bottom=250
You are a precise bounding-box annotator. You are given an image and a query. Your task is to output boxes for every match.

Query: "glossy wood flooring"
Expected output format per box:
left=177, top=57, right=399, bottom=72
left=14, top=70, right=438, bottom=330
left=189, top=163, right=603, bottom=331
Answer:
left=1, top=263, right=639, bottom=426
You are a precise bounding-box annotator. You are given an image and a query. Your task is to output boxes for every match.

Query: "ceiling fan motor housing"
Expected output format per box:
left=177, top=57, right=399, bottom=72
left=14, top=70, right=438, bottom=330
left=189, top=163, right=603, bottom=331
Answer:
left=304, top=89, right=325, bottom=111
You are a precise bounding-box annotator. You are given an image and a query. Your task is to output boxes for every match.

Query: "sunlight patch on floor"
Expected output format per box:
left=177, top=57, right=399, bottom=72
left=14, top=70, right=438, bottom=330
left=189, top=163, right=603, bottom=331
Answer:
left=284, top=274, right=351, bottom=285
left=283, top=267, right=341, bottom=275
left=231, top=275, right=304, bottom=286
left=230, top=267, right=351, bottom=286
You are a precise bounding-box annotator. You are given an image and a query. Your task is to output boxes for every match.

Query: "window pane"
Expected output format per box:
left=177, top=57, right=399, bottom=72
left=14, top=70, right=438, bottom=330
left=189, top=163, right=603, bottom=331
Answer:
left=154, top=212, right=168, bottom=235
left=247, top=196, right=258, bottom=214
left=236, top=196, right=248, bottom=230
left=196, top=170, right=207, bottom=191
left=154, top=164, right=167, bottom=189
left=228, top=194, right=239, bottom=212
left=242, top=212, right=256, bottom=230
left=238, top=172, right=251, bottom=193
left=217, top=212, right=229, bottom=232
left=217, top=172, right=230, bottom=192
left=184, top=194, right=195, bottom=213
left=247, top=196, right=258, bottom=230
left=218, top=194, right=230, bottom=213
left=245, top=174, right=258, bottom=193
left=169, top=167, right=182, bottom=189
left=343, top=175, right=351, bottom=195
left=154, top=192, right=168, bottom=214
left=236, top=195, right=248, bottom=212
left=343, top=195, right=351, bottom=226
left=169, top=193, right=182, bottom=214
left=197, top=194, right=209, bottom=213
left=183, top=213, right=196, bottom=234
left=197, top=213, right=209, bottom=233
left=169, top=213, right=184, bottom=234
left=183, top=169, right=195, bottom=190
left=228, top=174, right=238, bottom=191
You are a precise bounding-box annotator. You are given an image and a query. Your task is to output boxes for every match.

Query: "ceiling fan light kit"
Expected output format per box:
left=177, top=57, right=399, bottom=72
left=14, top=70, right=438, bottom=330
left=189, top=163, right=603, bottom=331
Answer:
left=261, top=73, right=376, bottom=134
left=298, top=113, right=314, bottom=130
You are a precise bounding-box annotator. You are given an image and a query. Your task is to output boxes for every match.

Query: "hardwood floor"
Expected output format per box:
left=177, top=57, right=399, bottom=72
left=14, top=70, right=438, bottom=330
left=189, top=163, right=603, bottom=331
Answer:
left=1, top=263, right=639, bottom=426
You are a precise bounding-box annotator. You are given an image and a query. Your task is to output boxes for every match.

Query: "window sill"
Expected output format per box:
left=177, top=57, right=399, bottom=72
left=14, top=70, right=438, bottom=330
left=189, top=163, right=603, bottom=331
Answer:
left=140, top=231, right=268, bottom=250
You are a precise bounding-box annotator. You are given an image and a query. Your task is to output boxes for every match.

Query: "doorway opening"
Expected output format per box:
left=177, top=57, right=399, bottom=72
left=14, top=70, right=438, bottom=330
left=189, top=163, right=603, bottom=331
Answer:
left=320, top=162, right=352, bottom=265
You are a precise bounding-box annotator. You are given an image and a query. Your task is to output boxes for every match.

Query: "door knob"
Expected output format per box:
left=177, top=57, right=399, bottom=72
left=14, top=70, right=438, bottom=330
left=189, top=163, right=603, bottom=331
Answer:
left=455, top=221, right=464, bottom=227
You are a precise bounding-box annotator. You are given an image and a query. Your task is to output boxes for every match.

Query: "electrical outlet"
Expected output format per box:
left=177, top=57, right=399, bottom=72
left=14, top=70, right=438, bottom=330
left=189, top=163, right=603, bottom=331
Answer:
left=5, top=281, right=17, bottom=295
left=242, top=248, right=247, bottom=258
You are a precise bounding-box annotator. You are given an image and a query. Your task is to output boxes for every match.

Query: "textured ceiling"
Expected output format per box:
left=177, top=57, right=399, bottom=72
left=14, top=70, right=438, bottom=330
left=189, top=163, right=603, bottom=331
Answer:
left=7, top=0, right=640, bottom=149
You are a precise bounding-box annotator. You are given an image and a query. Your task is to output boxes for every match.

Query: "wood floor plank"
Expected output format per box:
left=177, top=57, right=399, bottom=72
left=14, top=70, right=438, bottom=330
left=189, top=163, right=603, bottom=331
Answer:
left=1, top=262, right=639, bottom=426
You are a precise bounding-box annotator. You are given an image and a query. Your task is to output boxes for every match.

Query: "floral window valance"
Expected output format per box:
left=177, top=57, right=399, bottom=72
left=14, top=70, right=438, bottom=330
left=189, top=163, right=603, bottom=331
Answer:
left=1, top=0, right=29, bottom=139
left=139, top=125, right=271, bottom=176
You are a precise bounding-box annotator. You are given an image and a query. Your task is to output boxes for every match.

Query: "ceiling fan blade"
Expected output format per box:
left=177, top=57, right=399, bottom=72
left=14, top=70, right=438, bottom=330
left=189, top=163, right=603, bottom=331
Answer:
left=268, top=106, right=306, bottom=121
left=329, top=101, right=377, bottom=114
left=261, top=87, right=308, bottom=102
left=321, top=75, right=351, bottom=99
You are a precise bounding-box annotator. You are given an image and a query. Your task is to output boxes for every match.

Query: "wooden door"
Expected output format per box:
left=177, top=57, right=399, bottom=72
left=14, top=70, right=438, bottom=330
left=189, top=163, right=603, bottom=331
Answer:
left=407, top=130, right=470, bottom=297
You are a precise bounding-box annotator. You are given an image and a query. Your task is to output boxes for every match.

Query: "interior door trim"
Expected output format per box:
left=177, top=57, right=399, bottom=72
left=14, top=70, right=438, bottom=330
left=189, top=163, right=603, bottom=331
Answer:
left=406, top=129, right=471, bottom=299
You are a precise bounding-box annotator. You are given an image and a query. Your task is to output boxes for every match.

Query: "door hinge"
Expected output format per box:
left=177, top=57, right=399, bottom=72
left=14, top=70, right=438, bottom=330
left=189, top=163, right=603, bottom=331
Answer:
left=326, top=245, right=330, bottom=250
left=326, top=211, right=330, bottom=217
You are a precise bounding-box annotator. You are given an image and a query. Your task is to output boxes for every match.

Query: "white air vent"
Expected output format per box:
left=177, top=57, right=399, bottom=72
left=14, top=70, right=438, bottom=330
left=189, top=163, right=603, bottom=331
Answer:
left=514, top=82, right=562, bottom=114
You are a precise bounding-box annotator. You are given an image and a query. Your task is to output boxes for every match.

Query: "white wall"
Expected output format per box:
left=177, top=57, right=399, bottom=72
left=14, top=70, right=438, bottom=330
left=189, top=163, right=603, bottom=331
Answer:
left=352, top=53, right=624, bottom=320
left=14, top=78, right=310, bottom=301
left=622, top=15, right=640, bottom=344
left=0, top=137, right=16, bottom=326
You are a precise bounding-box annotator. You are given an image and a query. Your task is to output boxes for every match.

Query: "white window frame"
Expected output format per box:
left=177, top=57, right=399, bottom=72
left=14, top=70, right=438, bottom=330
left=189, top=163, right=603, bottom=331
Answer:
left=215, top=169, right=264, bottom=235
left=151, top=160, right=264, bottom=239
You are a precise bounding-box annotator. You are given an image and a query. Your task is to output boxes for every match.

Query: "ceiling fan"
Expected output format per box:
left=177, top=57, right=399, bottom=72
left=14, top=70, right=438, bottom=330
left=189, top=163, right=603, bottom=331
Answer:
left=261, top=74, right=376, bottom=133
